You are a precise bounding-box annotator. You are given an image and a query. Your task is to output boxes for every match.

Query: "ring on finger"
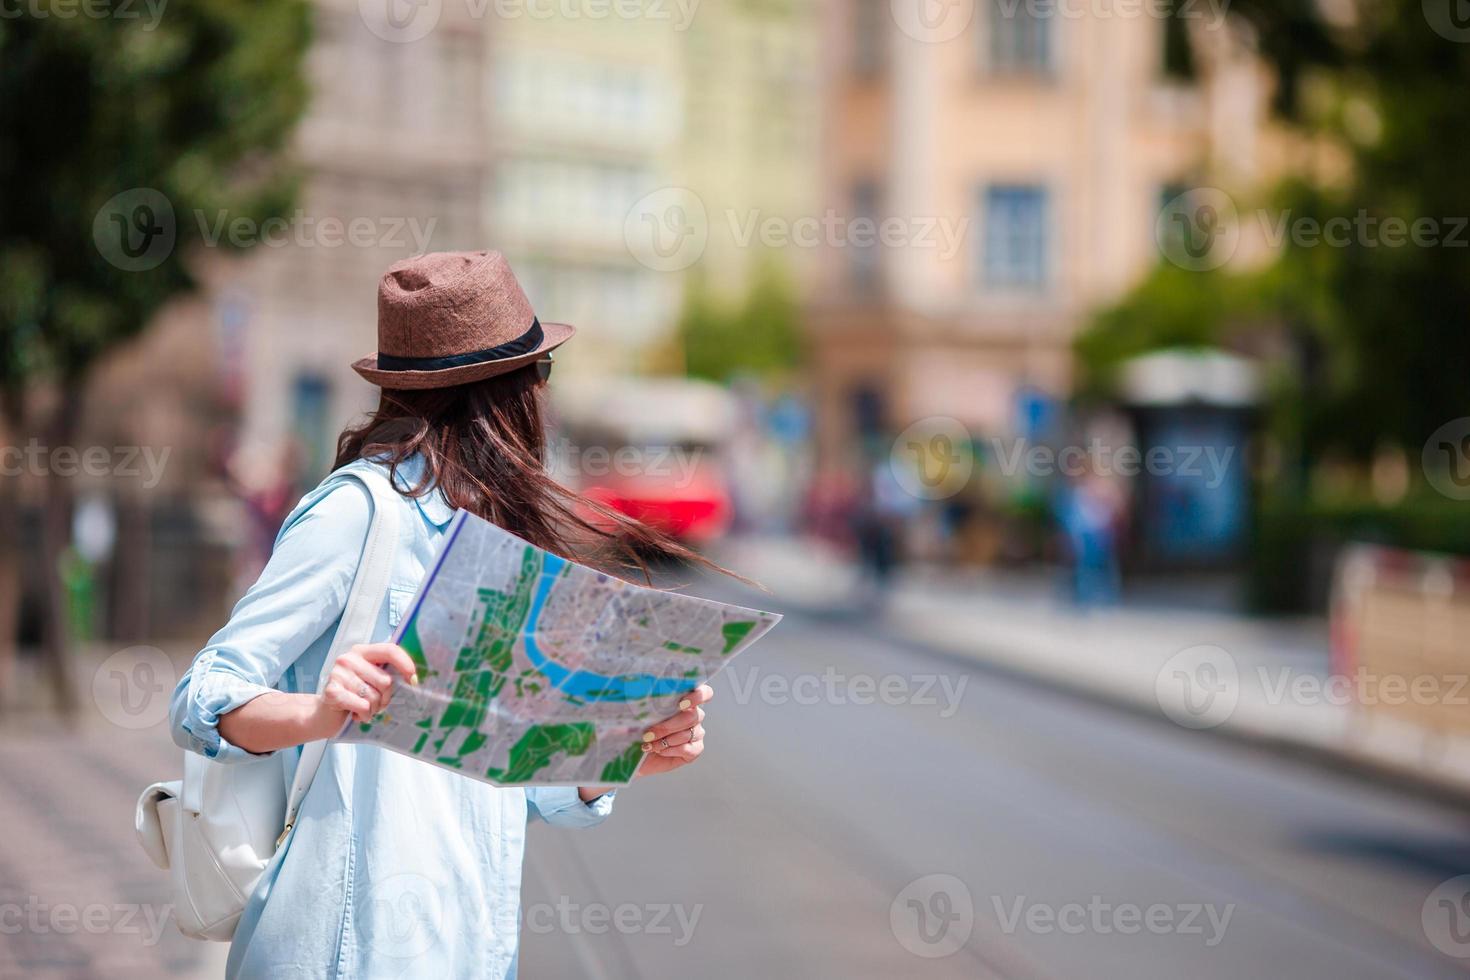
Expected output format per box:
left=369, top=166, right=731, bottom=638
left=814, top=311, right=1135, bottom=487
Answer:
left=358, top=682, right=371, bottom=700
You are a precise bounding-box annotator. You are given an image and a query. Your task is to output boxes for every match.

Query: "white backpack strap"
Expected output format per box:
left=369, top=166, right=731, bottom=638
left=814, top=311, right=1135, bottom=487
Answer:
left=277, top=467, right=402, bottom=848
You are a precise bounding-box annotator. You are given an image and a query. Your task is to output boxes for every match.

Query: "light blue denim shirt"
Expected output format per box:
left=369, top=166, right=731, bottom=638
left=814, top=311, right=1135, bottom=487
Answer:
left=170, top=454, right=614, bottom=979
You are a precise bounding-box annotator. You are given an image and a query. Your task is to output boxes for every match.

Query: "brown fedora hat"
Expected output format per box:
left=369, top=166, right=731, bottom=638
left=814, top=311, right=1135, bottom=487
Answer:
left=352, top=250, right=574, bottom=390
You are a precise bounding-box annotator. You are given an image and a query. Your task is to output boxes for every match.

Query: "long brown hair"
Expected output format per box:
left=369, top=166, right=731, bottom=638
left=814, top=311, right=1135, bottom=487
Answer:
left=333, top=364, right=721, bottom=583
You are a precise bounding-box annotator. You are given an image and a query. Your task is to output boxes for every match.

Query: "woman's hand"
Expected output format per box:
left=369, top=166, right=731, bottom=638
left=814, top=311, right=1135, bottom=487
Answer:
left=320, top=643, right=419, bottom=727
left=636, top=683, right=714, bottom=779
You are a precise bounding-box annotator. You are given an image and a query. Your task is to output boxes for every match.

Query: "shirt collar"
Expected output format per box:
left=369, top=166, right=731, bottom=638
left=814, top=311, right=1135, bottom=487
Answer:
left=389, top=453, right=456, bottom=528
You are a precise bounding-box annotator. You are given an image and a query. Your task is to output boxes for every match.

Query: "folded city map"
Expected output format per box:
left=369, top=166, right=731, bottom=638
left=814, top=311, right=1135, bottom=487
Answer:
left=337, top=509, right=781, bottom=786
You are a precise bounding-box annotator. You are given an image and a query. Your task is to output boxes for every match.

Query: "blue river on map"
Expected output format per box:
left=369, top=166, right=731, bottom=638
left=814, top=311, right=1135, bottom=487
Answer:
left=520, top=552, right=694, bottom=701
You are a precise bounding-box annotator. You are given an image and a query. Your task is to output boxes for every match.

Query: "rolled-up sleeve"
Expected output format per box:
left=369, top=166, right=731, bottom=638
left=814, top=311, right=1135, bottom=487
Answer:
left=170, top=482, right=371, bottom=763
left=525, top=787, right=616, bottom=828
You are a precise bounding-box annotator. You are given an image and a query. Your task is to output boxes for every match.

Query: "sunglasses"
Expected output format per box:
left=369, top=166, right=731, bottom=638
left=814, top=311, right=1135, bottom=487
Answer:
left=535, top=353, right=554, bottom=383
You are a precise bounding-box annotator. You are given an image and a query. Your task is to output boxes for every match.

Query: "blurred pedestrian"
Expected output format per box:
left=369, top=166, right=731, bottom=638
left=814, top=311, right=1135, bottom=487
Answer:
left=1056, top=465, right=1126, bottom=606
left=853, top=447, right=920, bottom=609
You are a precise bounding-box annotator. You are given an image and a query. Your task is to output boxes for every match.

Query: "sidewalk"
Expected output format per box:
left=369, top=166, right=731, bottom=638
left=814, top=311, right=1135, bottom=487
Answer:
left=0, top=645, right=229, bottom=980
left=721, top=535, right=1470, bottom=802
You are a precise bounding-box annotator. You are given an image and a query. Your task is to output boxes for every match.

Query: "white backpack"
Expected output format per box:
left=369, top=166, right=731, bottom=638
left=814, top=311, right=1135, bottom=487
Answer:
left=134, top=469, right=400, bottom=941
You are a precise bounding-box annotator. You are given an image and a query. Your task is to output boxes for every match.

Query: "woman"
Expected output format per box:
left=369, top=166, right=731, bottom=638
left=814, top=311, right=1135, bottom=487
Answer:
left=170, top=251, right=716, bottom=979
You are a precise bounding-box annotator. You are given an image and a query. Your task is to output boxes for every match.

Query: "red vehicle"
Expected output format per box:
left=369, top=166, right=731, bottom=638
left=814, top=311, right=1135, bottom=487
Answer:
left=552, top=378, right=735, bottom=545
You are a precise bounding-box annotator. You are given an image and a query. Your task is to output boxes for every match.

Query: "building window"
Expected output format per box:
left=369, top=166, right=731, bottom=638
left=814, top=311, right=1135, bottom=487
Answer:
left=982, top=185, right=1049, bottom=290
left=854, top=0, right=886, bottom=77
left=988, top=1, right=1053, bottom=76
left=850, top=180, right=882, bottom=291
left=1156, top=181, right=1202, bottom=259
left=291, top=373, right=332, bottom=481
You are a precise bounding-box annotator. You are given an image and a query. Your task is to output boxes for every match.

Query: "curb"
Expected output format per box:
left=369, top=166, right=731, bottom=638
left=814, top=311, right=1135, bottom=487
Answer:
left=724, top=540, right=1470, bottom=809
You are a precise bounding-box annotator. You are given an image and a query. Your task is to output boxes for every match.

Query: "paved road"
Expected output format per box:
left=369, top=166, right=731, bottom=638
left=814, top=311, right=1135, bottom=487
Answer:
left=521, top=583, right=1470, bottom=979
left=6, top=593, right=1470, bottom=978
left=0, top=708, right=227, bottom=980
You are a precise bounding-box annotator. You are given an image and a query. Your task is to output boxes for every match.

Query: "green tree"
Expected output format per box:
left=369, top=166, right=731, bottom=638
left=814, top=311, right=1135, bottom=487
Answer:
left=1083, top=0, right=1470, bottom=468
left=677, top=262, right=804, bottom=383
left=0, top=2, right=311, bottom=710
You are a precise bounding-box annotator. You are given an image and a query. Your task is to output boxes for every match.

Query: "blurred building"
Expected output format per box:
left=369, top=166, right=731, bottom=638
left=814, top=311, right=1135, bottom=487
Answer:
left=807, top=1, right=1283, bottom=462
left=486, top=13, right=682, bottom=377
left=228, top=0, right=489, bottom=472
left=680, top=0, right=823, bottom=301
left=490, top=1, right=823, bottom=375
